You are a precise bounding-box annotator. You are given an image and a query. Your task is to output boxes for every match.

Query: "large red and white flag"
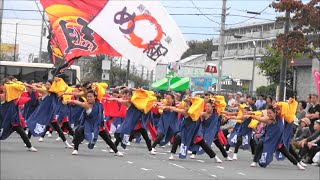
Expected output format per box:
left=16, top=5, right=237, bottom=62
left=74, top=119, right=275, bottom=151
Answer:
left=89, top=0, right=188, bottom=70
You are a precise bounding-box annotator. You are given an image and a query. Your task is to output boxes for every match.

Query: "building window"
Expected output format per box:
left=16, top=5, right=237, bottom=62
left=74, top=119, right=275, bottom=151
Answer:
left=275, top=22, right=284, bottom=29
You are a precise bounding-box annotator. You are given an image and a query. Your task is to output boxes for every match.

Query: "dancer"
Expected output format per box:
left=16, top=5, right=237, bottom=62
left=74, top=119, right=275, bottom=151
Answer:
left=68, top=90, right=123, bottom=156
left=26, top=77, right=73, bottom=148
left=160, top=97, right=223, bottom=162
left=110, top=88, right=154, bottom=152
left=190, top=99, right=232, bottom=161
left=249, top=105, right=305, bottom=170
left=150, top=94, right=180, bottom=155
left=0, top=78, right=37, bottom=152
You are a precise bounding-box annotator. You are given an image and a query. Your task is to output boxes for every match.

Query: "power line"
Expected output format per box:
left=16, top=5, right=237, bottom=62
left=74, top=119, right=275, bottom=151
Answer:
left=226, top=6, right=270, bottom=26
left=1, top=22, right=42, bottom=26
left=4, top=31, right=42, bottom=37
left=190, top=0, right=220, bottom=25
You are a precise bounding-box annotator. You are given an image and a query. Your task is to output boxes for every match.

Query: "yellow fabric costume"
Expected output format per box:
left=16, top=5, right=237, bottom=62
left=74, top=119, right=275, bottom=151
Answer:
left=92, top=82, right=108, bottom=101
left=235, top=104, right=248, bottom=123
left=212, top=96, right=227, bottom=115
left=248, top=111, right=262, bottom=129
left=131, top=89, right=156, bottom=113
left=277, top=100, right=298, bottom=123
left=49, top=78, right=68, bottom=94
left=4, top=82, right=25, bottom=102
left=188, top=97, right=204, bottom=121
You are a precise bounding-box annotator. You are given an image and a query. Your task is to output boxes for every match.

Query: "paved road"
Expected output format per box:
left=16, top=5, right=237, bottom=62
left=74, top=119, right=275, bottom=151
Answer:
left=1, top=133, right=319, bottom=179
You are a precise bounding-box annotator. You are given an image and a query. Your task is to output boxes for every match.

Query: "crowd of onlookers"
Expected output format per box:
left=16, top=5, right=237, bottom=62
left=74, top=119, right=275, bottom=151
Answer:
left=225, top=92, right=320, bottom=166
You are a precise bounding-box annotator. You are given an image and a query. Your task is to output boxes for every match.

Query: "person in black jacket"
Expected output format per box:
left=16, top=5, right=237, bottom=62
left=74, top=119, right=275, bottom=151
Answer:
left=299, top=119, right=320, bottom=163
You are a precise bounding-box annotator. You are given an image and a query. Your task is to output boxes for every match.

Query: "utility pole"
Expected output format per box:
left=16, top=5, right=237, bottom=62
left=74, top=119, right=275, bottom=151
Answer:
left=216, top=0, right=227, bottom=93
left=146, top=70, right=149, bottom=81
left=278, top=10, right=290, bottom=101
left=141, top=65, right=144, bottom=79
left=126, top=59, right=130, bottom=86
left=13, top=23, right=18, bottom=61
left=150, top=70, right=154, bottom=84
left=250, top=41, right=256, bottom=96
left=38, top=12, right=45, bottom=63
left=119, top=57, right=122, bottom=70
left=0, top=0, right=4, bottom=45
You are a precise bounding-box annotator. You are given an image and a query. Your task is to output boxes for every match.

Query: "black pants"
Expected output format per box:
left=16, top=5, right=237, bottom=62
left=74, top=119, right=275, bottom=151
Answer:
left=73, top=127, right=85, bottom=150
left=213, top=139, right=228, bottom=158
left=192, top=138, right=228, bottom=158
left=114, top=128, right=152, bottom=151
left=250, top=138, right=256, bottom=155
left=289, top=144, right=301, bottom=162
left=13, top=125, right=32, bottom=148
left=61, top=121, right=74, bottom=136
left=307, top=146, right=320, bottom=163
left=171, top=134, right=216, bottom=158
left=35, top=121, right=67, bottom=141
left=99, top=130, right=118, bottom=153
left=152, top=133, right=165, bottom=148
left=254, top=142, right=298, bottom=165
left=234, top=136, right=243, bottom=153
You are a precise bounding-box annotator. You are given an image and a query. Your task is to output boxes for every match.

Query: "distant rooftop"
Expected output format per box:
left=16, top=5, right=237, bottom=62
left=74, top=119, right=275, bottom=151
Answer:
left=179, top=54, right=206, bottom=64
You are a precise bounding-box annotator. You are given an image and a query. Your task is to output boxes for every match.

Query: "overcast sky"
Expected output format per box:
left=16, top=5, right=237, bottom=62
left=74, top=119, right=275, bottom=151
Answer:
left=2, top=0, right=286, bottom=62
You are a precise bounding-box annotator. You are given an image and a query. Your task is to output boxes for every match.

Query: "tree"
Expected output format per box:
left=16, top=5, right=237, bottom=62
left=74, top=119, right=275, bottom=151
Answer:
left=258, top=47, right=301, bottom=97
left=82, top=54, right=105, bottom=82
left=272, top=0, right=320, bottom=58
left=181, top=39, right=217, bottom=60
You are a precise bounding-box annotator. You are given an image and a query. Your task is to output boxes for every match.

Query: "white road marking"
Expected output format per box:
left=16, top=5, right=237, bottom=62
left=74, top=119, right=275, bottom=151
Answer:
left=141, top=168, right=152, bottom=171
left=127, top=161, right=133, bottom=164
left=156, top=152, right=167, bottom=155
left=169, top=163, right=185, bottom=169
left=216, top=166, right=225, bottom=169
left=157, top=175, right=166, bottom=179
left=201, top=169, right=207, bottom=171
left=238, top=172, right=246, bottom=176
left=211, top=175, right=217, bottom=178
left=197, top=160, right=205, bottom=163
left=101, top=149, right=108, bottom=152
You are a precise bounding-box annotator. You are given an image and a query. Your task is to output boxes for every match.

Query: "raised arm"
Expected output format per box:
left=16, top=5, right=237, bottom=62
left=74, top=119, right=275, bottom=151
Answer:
left=67, top=100, right=89, bottom=110
left=105, top=97, right=131, bottom=107
left=159, top=106, right=188, bottom=116
left=250, top=115, right=270, bottom=125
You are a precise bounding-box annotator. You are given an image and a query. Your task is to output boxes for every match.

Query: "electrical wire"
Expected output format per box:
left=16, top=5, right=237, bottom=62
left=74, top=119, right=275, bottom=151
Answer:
left=190, top=0, right=220, bottom=25
left=226, top=6, right=270, bottom=26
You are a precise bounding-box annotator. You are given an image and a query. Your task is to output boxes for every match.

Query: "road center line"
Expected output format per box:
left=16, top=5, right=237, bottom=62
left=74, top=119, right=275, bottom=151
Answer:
left=141, top=168, right=152, bottom=171
left=216, top=166, right=225, bottom=169
left=238, top=172, right=246, bottom=176
left=211, top=174, right=217, bottom=178
left=127, top=161, right=133, bottom=164
left=197, top=160, right=205, bottom=163
left=169, top=163, right=185, bottom=169
left=157, top=175, right=166, bottom=179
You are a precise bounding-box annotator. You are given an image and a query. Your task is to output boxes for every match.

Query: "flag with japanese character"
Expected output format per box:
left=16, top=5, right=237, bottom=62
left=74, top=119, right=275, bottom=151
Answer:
left=88, top=0, right=188, bottom=70
left=41, top=0, right=121, bottom=66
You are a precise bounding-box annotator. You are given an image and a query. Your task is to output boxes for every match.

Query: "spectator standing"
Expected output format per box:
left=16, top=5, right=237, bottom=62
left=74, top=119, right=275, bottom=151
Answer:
left=255, top=95, right=266, bottom=110
left=227, top=93, right=235, bottom=108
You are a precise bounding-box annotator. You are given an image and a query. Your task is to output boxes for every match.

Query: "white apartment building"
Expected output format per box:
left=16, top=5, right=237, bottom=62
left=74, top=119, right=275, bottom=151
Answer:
left=207, top=21, right=286, bottom=91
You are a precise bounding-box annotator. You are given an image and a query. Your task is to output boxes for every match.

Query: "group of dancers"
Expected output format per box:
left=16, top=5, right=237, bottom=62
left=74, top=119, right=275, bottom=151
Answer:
left=0, top=75, right=309, bottom=170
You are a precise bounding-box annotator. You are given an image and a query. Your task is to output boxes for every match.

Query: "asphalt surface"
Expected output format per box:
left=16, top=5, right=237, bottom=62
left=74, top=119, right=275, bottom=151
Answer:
left=1, top=133, right=319, bottom=180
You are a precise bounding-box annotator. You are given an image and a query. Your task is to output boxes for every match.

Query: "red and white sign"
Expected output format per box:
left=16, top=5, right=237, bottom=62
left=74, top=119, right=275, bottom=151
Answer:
left=205, top=64, right=217, bottom=73
left=313, top=70, right=320, bottom=96
left=88, top=0, right=188, bottom=70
